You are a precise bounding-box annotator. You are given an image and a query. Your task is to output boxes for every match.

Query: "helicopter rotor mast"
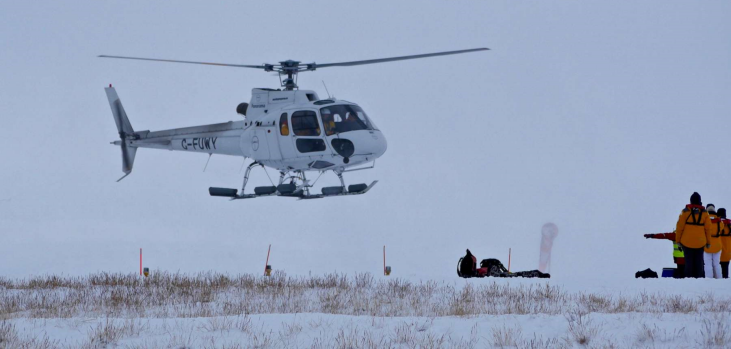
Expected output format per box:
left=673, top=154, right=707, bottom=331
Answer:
left=99, top=47, right=489, bottom=91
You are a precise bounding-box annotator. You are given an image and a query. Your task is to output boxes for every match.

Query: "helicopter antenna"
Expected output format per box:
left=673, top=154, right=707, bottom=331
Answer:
left=99, top=48, right=489, bottom=91
left=322, top=80, right=331, bottom=99
left=203, top=153, right=212, bottom=172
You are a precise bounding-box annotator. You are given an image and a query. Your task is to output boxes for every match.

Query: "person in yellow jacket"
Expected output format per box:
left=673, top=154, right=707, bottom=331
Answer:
left=644, top=231, right=685, bottom=278
left=675, top=192, right=714, bottom=278
left=704, top=204, right=723, bottom=279
left=719, top=208, right=731, bottom=279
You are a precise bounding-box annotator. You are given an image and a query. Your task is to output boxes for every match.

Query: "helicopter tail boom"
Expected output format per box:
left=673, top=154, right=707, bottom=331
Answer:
left=104, top=86, right=250, bottom=182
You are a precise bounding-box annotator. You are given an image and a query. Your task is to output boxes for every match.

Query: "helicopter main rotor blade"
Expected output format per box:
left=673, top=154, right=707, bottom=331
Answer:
left=313, top=48, right=489, bottom=69
left=98, top=55, right=267, bottom=69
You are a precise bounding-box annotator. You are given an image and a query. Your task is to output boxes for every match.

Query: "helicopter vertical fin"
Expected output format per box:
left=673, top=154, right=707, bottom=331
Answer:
left=105, top=86, right=137, bottom=181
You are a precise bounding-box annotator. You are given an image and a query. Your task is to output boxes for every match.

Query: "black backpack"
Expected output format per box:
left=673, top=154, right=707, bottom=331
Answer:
left=457, top=249, right=477, bottom=277
left=480, top=259, right=508, bottom=277
left=635, top=268, right=658, bottom=279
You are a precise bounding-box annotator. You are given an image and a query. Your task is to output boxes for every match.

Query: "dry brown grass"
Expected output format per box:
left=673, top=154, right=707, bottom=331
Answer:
left=1, top=271, right=730, bottom=322
left=635, top=322, right=687, bottom=346
left=697, top=314, right=730, bottom=348
left=492, top=324, right=523, bottom=348
left=564, top=309, right=600, bottom=346
left=0, top=319, right=59, bottom=349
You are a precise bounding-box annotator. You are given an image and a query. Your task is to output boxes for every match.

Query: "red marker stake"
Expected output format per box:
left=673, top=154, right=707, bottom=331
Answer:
left=140, top=248, right=142, bottom=276
left=383, top=246, right=386, bottom=275
left=264, top=244, right=271, bottom=275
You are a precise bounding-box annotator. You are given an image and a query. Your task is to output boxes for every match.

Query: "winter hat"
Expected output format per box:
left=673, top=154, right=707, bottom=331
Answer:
left=707, top=203, right=716, bottom=213
left=718, top=208, right=726, bottom=219
left=690, top=192, right=702, bottom=205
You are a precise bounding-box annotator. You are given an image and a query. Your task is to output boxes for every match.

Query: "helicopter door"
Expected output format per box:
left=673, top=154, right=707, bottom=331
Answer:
left=252, top=128, right=271, bottom=160
left=290, top=110, right=327, bottom=158
left=264, top=126, right=282, bottom=161
left=277, top=113, right=297, bottom=159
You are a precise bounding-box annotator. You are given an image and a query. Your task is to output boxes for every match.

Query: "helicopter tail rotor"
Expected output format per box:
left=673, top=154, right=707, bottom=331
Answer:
left=105, top=86, right=137, bottom=182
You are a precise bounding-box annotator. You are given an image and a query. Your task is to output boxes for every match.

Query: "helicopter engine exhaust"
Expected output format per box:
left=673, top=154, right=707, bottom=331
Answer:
left=236, top=103, right=248, bottom=116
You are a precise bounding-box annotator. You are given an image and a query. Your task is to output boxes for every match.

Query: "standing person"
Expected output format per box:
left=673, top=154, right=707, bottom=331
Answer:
left=718, top=208, right=730, bottom=278
left=675, top=192, right=714, bottom=278
left=644, top=232, right=685, bottom=278
left=704, top=204, right=723, bottom=279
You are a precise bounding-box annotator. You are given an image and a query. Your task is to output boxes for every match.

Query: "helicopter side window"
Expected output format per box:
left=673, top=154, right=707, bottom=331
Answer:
left=319, top=105, right=375, bottom=134
left=296, top=138, right=326, bottom=153
left=291, top=111, right=320, bottom=136
left=279, top=113, right=289, bottom=136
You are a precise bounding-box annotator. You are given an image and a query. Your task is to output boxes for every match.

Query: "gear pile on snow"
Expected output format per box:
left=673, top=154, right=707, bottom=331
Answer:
left=635, top=268, right=658, bottom=278
left=457, top=250, right=550, bottom=279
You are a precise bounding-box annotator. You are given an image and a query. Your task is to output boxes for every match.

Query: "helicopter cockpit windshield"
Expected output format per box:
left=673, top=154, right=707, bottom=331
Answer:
left=320, top=105, right=378, bottom=136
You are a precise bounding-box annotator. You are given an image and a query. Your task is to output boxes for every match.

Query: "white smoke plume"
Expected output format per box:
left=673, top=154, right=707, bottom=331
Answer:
left=538, top=223, right=559, bottom=273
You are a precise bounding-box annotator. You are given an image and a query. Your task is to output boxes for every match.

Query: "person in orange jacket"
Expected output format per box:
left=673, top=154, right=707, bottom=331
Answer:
left=644, top=232, right=684, bottom=278
left=704, top=204, right=724, bottom=278
left=675, top=192, right=714, bottom=278
left=718, top=208, right=731, bottom=278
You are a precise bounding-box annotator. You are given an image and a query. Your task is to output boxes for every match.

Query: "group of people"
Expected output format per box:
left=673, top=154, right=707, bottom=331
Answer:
left=644, top=192, right=731, bottom=279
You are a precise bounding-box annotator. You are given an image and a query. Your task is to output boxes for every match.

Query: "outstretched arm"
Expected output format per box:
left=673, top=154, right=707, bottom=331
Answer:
left=644, top=232, right=675, bottom=241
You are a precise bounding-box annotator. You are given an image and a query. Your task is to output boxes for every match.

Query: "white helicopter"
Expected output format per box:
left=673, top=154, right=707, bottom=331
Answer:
left=101, top=48, right=488, bottom=199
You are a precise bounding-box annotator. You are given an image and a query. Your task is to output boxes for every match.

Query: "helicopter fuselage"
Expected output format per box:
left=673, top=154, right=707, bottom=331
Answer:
left=113, top=88, right=387, bottom=174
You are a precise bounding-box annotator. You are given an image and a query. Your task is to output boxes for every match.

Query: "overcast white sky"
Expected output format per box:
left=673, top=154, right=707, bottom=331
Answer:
left=1, top=1, right=730, bottom=279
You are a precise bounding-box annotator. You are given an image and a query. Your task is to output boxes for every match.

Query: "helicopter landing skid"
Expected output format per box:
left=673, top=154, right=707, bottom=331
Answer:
left=209, top=181, right=378, bottom=200
left=208, top=163, right=378, bottom=200
left=298, top=180, right=378, bottom=200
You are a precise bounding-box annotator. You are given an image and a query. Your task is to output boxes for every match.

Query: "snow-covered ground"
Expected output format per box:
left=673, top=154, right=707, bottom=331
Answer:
left=2, top=272, right=730, bottom=348
left=6, top=312, right=730, bottom=348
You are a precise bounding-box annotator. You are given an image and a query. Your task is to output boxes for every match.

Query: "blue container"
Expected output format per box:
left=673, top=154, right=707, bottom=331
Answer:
left=661, top=268, right=674, bottom=278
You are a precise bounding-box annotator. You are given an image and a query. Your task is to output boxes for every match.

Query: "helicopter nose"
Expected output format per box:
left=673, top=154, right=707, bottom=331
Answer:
left=372, top=130, right=387, bottom=158
left=358, top=130, right=386, bottom=159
